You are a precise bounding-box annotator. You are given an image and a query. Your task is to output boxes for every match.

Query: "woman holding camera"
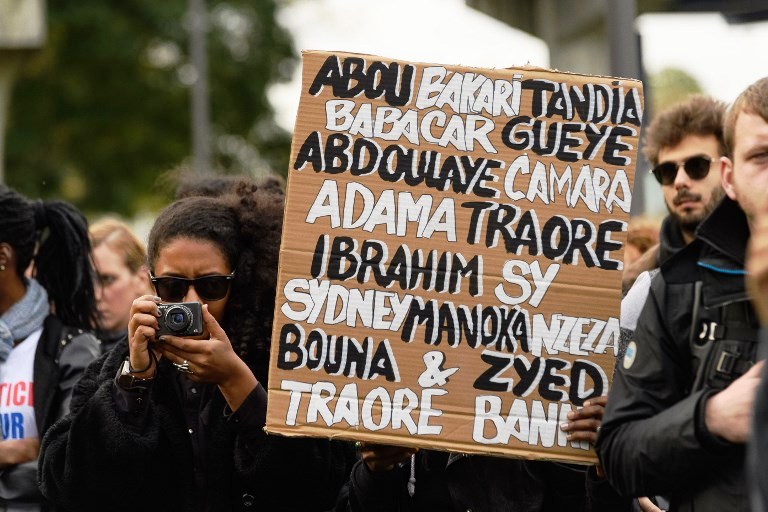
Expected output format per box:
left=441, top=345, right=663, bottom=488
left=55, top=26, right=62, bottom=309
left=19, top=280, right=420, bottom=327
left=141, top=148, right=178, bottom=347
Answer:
left=0, top=185, right=101, bottom=509
left=40, top=179, right=352, bottom=511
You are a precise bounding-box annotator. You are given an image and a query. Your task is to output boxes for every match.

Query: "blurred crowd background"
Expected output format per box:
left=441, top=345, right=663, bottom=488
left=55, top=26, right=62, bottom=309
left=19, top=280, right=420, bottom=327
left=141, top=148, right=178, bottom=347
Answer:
left=0, top=0, right=766, bottom=235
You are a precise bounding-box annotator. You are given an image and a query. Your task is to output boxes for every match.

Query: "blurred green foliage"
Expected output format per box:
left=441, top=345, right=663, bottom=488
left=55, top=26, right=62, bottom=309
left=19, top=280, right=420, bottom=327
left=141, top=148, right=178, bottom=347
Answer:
left=5, top=1, right=295, bottom=215
left=650, top=67, right=704, bottom=115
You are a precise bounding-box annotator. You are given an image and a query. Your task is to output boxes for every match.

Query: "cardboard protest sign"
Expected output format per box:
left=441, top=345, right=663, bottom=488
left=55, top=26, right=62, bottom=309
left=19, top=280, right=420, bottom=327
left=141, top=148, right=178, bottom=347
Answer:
left=266, top=50, right=643, bottom=464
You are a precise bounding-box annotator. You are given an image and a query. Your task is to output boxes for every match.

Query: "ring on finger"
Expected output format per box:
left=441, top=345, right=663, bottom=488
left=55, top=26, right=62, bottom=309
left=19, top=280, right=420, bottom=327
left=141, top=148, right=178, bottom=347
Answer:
left=172, top=359, right=194, bottom=374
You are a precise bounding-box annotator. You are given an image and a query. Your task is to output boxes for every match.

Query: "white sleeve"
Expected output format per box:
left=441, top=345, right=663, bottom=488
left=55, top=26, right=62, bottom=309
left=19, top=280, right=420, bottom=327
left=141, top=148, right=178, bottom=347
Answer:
left=620, top=270, right=655, bottom=331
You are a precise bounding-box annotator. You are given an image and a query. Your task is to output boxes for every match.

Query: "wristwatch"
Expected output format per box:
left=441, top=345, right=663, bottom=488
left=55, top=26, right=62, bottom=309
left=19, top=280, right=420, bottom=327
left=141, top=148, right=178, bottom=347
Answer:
left=115, top=359, right=155, bottom=390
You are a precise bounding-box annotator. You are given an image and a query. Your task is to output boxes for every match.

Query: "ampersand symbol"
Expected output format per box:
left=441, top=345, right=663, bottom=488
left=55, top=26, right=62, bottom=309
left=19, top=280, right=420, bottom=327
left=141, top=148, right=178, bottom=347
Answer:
left=418, top=351, right=459, bottom=388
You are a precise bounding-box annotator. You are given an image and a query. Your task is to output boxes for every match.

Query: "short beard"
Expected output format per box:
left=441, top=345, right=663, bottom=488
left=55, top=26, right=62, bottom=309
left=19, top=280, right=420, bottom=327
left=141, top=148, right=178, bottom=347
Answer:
left=668, top=187, right=725, bottom=235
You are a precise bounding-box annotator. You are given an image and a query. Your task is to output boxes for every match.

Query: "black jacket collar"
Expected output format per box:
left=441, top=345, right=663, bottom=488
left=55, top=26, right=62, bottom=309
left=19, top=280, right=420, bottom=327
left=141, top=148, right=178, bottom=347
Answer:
left=658, top=214, right=688, bottom=265
left=695, top=196, right=750, bottom=269
left=661, top=197, right=750, bottom=285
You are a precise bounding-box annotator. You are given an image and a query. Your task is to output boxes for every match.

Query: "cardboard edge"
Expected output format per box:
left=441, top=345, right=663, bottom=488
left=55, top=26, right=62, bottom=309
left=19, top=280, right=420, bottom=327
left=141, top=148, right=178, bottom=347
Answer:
left=298, top=49, right=644, bottom=88
left=264, top=423, right=598, bottom=466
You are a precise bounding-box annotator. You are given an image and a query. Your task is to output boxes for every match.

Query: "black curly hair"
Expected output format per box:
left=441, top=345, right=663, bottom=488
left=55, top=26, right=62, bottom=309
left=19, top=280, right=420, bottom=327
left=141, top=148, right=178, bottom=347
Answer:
left=0, top=185, right=97, bottom=330
left=175, top=174, right=284, bottom=200
left=147, top=178, right=284, bottom=383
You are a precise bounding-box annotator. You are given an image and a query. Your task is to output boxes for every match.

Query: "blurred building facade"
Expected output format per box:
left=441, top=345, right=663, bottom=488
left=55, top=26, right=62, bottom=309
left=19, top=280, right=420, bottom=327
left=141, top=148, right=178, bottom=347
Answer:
left=466, top=0, right=767, bottom=215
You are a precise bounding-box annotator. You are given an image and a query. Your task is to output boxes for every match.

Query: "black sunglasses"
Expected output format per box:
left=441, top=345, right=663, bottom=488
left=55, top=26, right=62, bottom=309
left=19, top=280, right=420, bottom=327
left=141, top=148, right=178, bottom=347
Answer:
left=150, top=272, right=235, bottom=302
left=651, top=155, right=714, bottom=185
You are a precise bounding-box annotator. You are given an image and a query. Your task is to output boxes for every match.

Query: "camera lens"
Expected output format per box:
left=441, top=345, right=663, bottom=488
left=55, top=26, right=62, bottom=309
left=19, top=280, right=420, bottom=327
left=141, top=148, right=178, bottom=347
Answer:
left=165, top=305, right=192, bottom=333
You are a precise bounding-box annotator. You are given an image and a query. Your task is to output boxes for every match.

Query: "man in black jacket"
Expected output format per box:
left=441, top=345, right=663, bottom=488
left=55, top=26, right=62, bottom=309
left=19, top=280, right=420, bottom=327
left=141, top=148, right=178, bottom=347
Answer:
left=617, top=93, right=728, bottom=512
left=621, top=95, right=726, bottom=296
left=618, top=96, right=726, bottom=398
left=597, top=77, right=768, bottom=512
left=747, top=163, right=768, bottom=512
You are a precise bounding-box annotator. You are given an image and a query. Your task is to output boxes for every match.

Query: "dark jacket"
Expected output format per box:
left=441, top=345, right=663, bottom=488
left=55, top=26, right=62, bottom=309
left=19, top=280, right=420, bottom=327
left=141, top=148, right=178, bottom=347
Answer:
left=0, top=315, right=100, bottom=510
left=750, top=331, right=768, bottom=512
left=343, top=450, right=628, bottom=512
left=38, top=340, right=353, bottom=512
left=94, top=329, right=126, bottom=356
left=621, top=214, right=687, bottom=296
left=618, top=214, right=689, bottom=364
left=656, top=214, right=688, bottom=266
left=597, top=197, right=758, bottom=512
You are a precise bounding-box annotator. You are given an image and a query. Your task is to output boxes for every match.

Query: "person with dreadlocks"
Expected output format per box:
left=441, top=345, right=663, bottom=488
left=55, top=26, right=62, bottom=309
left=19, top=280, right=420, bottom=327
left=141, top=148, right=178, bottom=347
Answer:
left=0, top=185, right=101, bottom=510
left=39, top=177, right=352, bottom=512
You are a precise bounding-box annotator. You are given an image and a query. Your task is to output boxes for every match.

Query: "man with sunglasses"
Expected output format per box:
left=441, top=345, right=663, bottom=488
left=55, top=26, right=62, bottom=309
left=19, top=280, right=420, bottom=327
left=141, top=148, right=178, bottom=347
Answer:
left=622, top=95, right=726, bottom=295
left=619, top=95, right=726, bottom=377
left=598, top=78, right=768, bottom=512
left=614, top=94, right=727, bottom=512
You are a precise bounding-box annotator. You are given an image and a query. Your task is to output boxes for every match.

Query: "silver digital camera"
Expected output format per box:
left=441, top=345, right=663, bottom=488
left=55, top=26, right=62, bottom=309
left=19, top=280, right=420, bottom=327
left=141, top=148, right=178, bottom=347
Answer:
left=156, top=302, right=204, bottom=338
